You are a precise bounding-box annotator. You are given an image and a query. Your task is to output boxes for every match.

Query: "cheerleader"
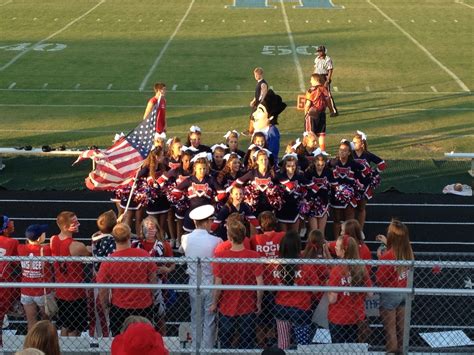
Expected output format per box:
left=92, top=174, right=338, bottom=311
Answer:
left=216, top=153, right=244, bottom=192
left=352, top=130, right=386, bottom=229
left=166, top=137, right=182, bottom=171
left=171, top=154, right=218, bottom=233
left=210, top=144, right=227, bottom=175
left=118, top=148, right=162, bottom=236
left=243, top=132, right=267, bottom=167
left=235, top=149, right=282, bottom=218
left=158, top=149, right=193, bottom=247
left=211, top=186, right=259, bottom=240
left=276, top=153, right=310, bottom=232
left=329, top=140, right=364, bottom=239
left=327, top=235, right=372, bottom=344
left=145, top=146, right=170, bottom=237
left=304, top=149, right=332, bottom=236
left=302, top=131, right=319, bottom=156
left=224, top=130, right=245, bottom=158
left=186, top=125, right=211, bottom=153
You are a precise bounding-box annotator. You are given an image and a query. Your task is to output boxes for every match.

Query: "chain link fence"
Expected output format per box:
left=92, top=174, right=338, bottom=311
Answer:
left=0, top=255, right=472, bottom=354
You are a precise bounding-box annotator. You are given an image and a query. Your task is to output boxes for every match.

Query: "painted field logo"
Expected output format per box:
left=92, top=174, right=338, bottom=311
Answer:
left=228, top=0, right=344, bottom=9
left=0, top=43, right=67, bottom=52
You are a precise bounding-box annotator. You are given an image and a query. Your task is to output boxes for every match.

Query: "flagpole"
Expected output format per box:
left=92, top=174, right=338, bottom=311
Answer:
left=118, top=167, right=141, bottom=223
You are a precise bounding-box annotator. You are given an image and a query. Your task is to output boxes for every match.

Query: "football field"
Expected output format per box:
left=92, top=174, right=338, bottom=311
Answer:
left=0, top=0, right=473, bottom=160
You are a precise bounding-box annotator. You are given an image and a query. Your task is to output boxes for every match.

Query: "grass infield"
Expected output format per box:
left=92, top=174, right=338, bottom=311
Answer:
left=0, top=0, right=472, bottom=190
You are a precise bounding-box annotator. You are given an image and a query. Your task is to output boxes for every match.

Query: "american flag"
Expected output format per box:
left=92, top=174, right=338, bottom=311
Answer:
left=74, top=101, right=158, bottom=190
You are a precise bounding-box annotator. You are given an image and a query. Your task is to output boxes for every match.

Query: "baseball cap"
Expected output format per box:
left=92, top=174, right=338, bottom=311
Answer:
left=25, top=224, right=48, bottom=241
left=111, top=322, right=169, bottom=355
left=189, top=204, right=215, bottom=221
left=0, top=215, right=9, bottom=232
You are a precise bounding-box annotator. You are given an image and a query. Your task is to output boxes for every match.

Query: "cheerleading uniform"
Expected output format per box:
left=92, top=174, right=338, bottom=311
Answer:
left=235, top=169, right=282, bottom=217
left=166, top=156, right=182, bottom=171
left=353, top=150, right=386, bottom=200
left=329, top=159, right=363, bottom=209
left=145, top=168, right=170, bottom=215
left=160, top=167, right=192, bottom=219
left=304, top=167, right=332, bottom=218
left=117, top=167, right=149, bottom=211
left=276, top=172, right=310, bottom=224
left=171, top=175, right=218, bottom=232
left=211, top=203, right=259, bottom=240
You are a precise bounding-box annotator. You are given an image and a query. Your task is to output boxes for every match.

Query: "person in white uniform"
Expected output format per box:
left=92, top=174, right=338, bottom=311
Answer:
left=181, top=205, right=222, bottom=349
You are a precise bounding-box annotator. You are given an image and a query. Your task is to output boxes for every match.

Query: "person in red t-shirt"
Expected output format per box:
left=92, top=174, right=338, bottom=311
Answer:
left=143, top=82, right=167, bottom=134
left=328, top=235, right=372, bottom=344
left=214, top=212, right=252, bottom=256
left=211, top=220, right=263, bottom=349
left=274, top=231, right=321, bottom=349
left=376, top=220, right=414, bottom=354
left=17, top=224, right=53, bottom=330
left=132, top=216, right=175, bottom=335
left=249, top=211, right=285, bottom=347
left=0, top=214, right=19, bottom=346
left=50, top=211, right=91, bottom=336
left=97, top=223, right=158, bottom=336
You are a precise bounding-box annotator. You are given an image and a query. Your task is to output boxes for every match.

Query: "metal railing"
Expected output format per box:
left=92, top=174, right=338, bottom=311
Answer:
left=0, top=256, right=472, bottom=354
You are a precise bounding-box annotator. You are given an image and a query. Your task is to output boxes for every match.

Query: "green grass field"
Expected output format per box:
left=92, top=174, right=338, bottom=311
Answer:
left=0, top=0, right=473, bottom=190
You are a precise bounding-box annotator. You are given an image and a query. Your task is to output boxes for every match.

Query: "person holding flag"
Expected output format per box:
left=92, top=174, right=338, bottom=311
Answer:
left=74, top=94, right=162, bottom=232
left=143, top=82, right=167, bottom=134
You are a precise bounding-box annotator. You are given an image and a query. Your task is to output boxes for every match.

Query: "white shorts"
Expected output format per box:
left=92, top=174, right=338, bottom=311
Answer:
left=21, top=293, right=53, bottom=307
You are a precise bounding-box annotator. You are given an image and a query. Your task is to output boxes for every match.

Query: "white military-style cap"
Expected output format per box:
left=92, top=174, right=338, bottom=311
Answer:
left=189, top=205, right=215, bottom=221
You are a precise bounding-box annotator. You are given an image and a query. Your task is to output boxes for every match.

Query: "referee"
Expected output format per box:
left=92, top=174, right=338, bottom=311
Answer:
left=313, top=45, right=338, bottom=117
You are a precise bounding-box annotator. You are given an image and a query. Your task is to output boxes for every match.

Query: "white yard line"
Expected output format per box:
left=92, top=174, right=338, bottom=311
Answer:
left=455, top=0, right=474, bottom=9
left=0, top=103, right=472, bottom=112
left=0, top=0, right=12, bottom=6
left=1, top=88, right=470, bottom=95
left=0, top=0, right=105, bottom=72
left=367, top=0, right=470, bottom=92
left=279, top=0, right=305, bottom=92
left=138, top=0, right=195, bottom=91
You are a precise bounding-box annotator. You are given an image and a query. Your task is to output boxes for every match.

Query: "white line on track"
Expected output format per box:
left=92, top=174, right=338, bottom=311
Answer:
left=3, top=199, right=474, bottom=208
left=8, top=216, right=474, bottom=226
left=0, top=0, right=105, bottom=72
left=0, top=0, right=12, bottom=6
left=455, top=0, right=474, bottom=9
left=279, top=0, right=305, bottom=92
left=0, top=103, right=472, bottom=112
left=8, top=82, right=16, bottom=89
left=0, top=88, right=470, bottom=95
left=138, top=0, right=195, bottom=91
left=430, top=86, right=438, bottom=93
left=367, top=0, right=470, bottom=92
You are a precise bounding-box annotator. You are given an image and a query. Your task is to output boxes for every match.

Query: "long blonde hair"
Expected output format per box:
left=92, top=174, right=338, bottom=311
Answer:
left=338, top=235, right=367, bottom=287
left=386, top=219, right=414, bottom=274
